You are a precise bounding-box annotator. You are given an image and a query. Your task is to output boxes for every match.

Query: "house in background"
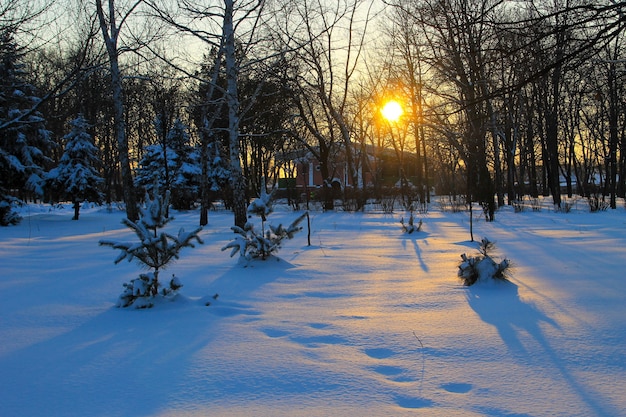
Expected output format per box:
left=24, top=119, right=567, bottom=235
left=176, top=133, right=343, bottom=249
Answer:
left=277, top=146, right=421, bottom=193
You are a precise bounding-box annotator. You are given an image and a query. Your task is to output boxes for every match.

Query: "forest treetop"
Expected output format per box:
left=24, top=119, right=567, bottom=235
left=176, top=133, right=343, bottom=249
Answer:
left=1, top=0, right=625, bottom=226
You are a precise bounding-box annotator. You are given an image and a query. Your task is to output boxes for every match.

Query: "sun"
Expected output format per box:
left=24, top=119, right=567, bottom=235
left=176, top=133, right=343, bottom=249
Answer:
left=380, top=100, right=403, bottom=122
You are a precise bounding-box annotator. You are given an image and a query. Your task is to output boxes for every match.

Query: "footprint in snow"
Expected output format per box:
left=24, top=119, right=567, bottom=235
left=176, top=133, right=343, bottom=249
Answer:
left=308, top=322, right=330, bottom=329
left=364, top=347, right=395, bottom=359
left=441, top=382, right=473, bottom=394
left=394, top=395, right=433, bottom=409
left=261, top=328, right=289, bottom=338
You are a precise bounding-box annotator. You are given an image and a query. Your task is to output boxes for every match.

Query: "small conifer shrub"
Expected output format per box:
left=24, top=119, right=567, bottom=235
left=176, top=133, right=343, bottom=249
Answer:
left=458, top=238, right=510, bottom=286
left=222, top=179, right=306, bottom=260
left=100, top=191, right=203, bottom=308
left=400, top=212, right=423, bottom=234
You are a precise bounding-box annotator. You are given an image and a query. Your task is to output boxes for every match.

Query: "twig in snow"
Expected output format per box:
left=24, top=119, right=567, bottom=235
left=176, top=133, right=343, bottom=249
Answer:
left=413, top=331, right=426, bottom=396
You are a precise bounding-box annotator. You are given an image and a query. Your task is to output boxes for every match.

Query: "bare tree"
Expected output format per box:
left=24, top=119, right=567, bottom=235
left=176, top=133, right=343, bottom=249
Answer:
left=383, top=0, right=626, bottom=215
left=274, top=0, right=379, bottom=211
left=147, top=0, right=274, bottom=228
left=394, top=0, right=500, bottom=220
left=596, top=44, right=626, bottom=208
left=221, top=0, right=248, bottom=227
left=382, top=3, right=431, bottom=205
left=573, top=32, right=626, bottom=207
left=94, top=0, right=141, bottom=221
left=194, top=48, right=225, bottom=226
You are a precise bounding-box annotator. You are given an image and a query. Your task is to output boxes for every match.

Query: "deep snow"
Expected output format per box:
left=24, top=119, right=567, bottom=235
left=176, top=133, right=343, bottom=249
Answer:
left=1, top=198, right=625, bottom=416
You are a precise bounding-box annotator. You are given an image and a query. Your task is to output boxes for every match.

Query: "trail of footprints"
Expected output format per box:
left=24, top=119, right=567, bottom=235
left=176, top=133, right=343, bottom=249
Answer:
left=261, top=323, right=473, bottom=409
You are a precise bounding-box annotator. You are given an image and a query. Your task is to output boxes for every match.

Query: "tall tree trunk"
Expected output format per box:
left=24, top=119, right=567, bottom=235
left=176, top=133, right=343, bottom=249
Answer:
left=224, top=0, right=247, bottom=228
left=199, top=124, right=210, bottom=227
left=198, top=52, right=222, bottom=227
left=525, top=99, right=539, bottom=198
left=410, top=74, right=426, bottom=205
left=545, top=21, right=566, bottom=209
left=618, top=118, right=626, bottom=198
left=546, top=70, right=562, bottom=208
left=488, top=111, right=504, bottom=208
left=109, top=37, right=139, bottom=221
left=73, top=200, right=80, bottom=220
left=607, top=61, right=618, bottom=208
left=95, top=0, right=139, bottom=221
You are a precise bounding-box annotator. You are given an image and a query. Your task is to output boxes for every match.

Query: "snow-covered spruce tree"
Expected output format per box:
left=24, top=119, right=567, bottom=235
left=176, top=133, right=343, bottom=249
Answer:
left=222, top=179, right=306, bottom=261
left=99, top=191, right=203, bottom=308
left=135, top=119, right=200, bottom=210
left=400, top=212, right=423, bottom=234
left=458, top=238, right=510, bottom=286
left=206, top=140, right=230, bottom=197
left=45, top=115, right=103, bottom=220
left=134, top=143, right=175, bottom=196
left=0, top=29, right=52, bottom=225
left=167, top=119, right=201, bottom=210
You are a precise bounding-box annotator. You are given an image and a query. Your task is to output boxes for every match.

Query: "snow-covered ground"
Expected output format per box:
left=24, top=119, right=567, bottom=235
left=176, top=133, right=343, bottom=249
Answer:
left=1, top=198, right=625, bottom=417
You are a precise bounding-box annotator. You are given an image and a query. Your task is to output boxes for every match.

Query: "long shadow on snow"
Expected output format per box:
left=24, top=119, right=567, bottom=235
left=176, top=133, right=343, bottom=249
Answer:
left=0, top=299, right=215, bottom=417
left=467, top=280, right=614, bottom=416
left=466, top=279, right=558, bottom=353
left=400, top=232, right=431, bottom=272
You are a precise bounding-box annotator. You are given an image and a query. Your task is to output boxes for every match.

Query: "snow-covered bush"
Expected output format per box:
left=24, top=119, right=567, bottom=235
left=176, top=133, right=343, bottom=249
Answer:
left=400, top=212, right=423, bottom=234
left=117, top=273, right=183, bottom=309
left=458, top=238, right=510, bottom=286
left=222, top=180, right=306, bottom=260
left=587, top=193, right=609, bottom=212
left=0, top=198, right=21, bottom=226
left=439, top=195, right=465, bottom=213
left=99, top=191, right=203, bottom=308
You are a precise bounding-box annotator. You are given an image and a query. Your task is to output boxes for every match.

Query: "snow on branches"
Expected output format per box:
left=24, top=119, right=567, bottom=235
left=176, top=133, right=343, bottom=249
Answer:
left=45, top=115, right=103, bottom=220
left=458, top=238, right=510, bottom=286
left=400, top=212, right=423, bottom=234
left=222, top=179, right=306, bottom=261
left=99, top=191, right=203, bottom=308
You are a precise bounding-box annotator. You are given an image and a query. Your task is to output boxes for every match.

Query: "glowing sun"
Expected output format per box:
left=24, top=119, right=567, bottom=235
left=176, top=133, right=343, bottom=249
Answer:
left=380, top=100, right=403, bottom=122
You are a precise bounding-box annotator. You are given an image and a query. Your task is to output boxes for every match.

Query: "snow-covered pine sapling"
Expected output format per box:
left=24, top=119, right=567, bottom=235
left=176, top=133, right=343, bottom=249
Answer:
left=222, top=179, right=306, bottom=260
left=478, top=237, right=495, bottom=256
left=99, top=191, right=203, bottom=308
left=401, top=212, right=423, bottom=234
left=458, top=237, right=510, bottom=286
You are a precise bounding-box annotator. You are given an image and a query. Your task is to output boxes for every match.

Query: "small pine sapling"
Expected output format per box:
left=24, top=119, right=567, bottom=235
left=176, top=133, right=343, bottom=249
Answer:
left=478, top=237, right=495, bottom=256
left=222, top=179, right=306, bottom=260
left=100, top=191, right=203, bottom=308
left=401, top=212, right=423, bottom=234
left=458, top=237, right=510, bottom=286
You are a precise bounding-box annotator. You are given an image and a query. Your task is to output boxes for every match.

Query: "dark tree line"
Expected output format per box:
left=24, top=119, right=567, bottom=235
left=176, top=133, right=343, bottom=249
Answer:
left=1, top=0, right=625, bottom=226
left=383, top=0, right=626, bottom=217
